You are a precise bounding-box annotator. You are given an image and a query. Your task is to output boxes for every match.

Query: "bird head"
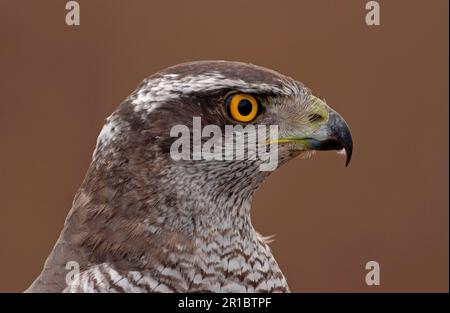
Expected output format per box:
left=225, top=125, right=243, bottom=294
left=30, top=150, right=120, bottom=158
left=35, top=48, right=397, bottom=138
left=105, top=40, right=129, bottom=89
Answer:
left=76, top=61, right=352, bottom=264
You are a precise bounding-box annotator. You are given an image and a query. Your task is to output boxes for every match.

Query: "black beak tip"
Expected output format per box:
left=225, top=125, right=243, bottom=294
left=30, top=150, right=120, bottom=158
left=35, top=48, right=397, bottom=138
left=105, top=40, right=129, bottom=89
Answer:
left=345, top=147, right=352, bottom=167
left=343, top=135, right=353, bottom=167
left=327, top=110, right=353, bottom=167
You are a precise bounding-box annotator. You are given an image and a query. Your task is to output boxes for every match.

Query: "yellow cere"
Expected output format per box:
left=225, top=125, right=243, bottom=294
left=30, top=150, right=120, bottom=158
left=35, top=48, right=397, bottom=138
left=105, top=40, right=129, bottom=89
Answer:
left=308, top=95, right=329, bottom=128
left=265, top=95, right=329, bottom=147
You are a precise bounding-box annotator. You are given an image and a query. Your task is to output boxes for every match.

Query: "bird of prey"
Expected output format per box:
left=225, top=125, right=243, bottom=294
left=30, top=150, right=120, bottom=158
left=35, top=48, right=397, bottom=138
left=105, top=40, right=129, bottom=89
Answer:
left=26, top=60, right=352, bottom=293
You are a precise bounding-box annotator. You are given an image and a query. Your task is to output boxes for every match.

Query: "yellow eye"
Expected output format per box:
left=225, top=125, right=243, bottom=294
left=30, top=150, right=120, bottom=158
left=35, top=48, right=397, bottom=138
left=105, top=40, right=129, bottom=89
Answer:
left=226, top=94, right=259, bottom=123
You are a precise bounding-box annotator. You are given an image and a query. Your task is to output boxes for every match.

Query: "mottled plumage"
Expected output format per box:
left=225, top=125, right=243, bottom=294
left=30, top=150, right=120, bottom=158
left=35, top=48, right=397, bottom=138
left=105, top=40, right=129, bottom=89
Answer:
left=26, top=61, right=352, bottom=293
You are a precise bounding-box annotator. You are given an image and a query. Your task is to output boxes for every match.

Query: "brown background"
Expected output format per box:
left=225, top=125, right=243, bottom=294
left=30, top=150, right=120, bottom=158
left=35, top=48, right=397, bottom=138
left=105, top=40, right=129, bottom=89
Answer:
left=0, top=0, right=448, bottom=292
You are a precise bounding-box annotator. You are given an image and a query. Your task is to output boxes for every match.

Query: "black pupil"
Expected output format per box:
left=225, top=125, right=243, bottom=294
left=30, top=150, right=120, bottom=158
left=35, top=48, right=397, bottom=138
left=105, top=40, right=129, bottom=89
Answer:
left=237, top=99, right=253, bottom=116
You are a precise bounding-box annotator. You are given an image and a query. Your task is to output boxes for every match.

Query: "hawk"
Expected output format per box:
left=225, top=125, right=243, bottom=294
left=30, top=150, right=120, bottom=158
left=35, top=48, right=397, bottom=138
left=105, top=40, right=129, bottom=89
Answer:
left=26, top=61, right=352, bottom=293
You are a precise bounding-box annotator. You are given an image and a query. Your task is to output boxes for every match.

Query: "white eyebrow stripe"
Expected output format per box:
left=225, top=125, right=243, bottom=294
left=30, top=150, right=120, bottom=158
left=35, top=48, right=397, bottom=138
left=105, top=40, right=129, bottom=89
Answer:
left=130, top=71, right=302, bottom=113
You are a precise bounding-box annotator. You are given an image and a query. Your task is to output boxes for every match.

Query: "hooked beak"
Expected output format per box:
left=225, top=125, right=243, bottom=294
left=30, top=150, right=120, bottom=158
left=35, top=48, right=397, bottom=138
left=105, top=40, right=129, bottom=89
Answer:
left=303, top=109, right=353, bottom=166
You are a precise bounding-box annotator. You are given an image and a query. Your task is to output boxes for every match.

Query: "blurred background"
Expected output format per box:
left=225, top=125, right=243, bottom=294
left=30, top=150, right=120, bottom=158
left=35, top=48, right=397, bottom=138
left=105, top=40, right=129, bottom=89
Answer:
left=0, top=0, right=448, bottom=292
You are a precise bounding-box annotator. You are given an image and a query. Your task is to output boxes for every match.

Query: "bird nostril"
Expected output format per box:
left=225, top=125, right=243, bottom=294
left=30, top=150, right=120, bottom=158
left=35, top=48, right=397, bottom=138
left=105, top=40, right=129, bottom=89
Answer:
left=308, top=113, right=324, bottom=123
